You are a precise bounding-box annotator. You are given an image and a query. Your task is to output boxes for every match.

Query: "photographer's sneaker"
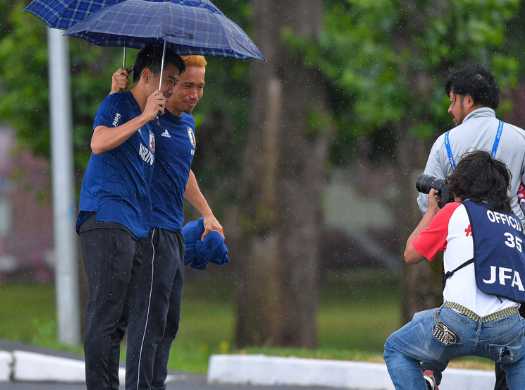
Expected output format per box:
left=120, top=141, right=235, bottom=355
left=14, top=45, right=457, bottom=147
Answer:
left=423, top=370, right=439, bottom=390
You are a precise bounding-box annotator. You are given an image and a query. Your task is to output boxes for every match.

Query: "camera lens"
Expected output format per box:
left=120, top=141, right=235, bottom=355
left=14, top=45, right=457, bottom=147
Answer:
left=416, top=174, right=444, bottom=195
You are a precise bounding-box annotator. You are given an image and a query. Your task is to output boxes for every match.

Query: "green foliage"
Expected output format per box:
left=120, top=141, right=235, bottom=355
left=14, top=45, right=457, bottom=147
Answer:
left=299, top=0, right=521, bottom=165
left=307, top=107, right=335, bottom=136
left=0, top=1, right=133, bottom=171
left=0, top=2, right=50, bottom=156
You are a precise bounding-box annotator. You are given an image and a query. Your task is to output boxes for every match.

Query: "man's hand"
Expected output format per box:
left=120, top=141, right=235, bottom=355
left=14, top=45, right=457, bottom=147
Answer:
left=143, top=91, right=167, bottom=122
left=428, top=188, right=441, bottom=211
left=202, top=215, right=224, bottom=241
left=110, top=68, right=131, bottom=94
left=405, top=188, right=441, bottom=264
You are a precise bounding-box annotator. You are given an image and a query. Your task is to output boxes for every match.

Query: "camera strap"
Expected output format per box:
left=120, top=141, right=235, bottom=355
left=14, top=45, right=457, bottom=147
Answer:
left=445, top=120, right=503, bottom=172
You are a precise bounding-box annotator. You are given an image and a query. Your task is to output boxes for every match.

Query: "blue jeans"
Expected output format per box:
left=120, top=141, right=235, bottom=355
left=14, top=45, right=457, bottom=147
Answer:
left=384, top=307, right=525, bottom=390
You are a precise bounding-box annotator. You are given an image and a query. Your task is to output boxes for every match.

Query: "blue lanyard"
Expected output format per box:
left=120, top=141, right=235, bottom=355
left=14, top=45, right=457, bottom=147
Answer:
left=491, top=120, right=504, bottom=158
left=444, top=131, right=456, bottom=171
left=445, top=120, right=503, bottom=171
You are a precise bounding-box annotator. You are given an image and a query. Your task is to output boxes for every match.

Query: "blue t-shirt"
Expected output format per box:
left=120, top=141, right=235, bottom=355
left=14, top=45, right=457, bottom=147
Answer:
left=150, top=110, right=196, bottom=232
left=76, top=91, right=155, bottom=240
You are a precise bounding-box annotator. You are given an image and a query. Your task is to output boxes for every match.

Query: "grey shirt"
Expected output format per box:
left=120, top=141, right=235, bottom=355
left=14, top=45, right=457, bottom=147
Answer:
left=417, top=107, right=525, bottom=225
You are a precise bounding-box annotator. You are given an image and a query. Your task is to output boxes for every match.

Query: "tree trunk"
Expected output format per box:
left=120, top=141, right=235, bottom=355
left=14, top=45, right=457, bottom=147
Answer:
left=391, top=0, right=448, bottom=323
left=394, top=125, right=441, bottom=324
left=235, top=0, right=331, bottom=348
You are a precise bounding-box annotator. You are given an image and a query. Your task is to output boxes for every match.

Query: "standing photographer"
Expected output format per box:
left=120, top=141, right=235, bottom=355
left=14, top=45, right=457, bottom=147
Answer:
left=385, top=150, right=525, bottom=390
left=417, top=61, right=525, bottom=390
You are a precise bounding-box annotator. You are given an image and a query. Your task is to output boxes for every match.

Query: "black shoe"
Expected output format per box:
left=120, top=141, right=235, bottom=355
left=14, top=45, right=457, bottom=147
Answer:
left=423, top=370, right=439, bottom=390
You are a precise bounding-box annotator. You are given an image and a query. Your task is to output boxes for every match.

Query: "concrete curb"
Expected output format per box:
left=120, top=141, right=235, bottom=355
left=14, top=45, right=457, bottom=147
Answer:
left=0, top=348, right=497, bottom=388
left=207, top=354, right=496, bottom=390
left=12, top=350, right=87, bottom=382
left=0, top=350, right=125, bottom=383
left=0, top=351, right=12, bottom=382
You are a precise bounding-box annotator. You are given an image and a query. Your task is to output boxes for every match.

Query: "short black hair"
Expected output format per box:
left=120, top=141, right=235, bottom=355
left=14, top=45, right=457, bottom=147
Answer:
left=444, top=61, right=500, bottom=109
left=447, top=150, right=511, bottom=213
left=133, top=43, right=186, bottom=84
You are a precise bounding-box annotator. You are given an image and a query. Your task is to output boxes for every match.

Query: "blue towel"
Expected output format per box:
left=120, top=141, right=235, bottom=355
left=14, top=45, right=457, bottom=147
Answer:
left=182, top=218, right=230, bottom=270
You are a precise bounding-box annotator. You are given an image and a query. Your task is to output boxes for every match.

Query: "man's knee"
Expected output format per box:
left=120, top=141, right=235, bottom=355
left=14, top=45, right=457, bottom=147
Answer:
left=383, top=338, right=397, bottom=364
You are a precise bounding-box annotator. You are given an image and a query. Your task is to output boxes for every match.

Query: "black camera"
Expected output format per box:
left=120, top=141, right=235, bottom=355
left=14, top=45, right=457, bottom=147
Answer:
left=416, top=174, right=453, bottom=208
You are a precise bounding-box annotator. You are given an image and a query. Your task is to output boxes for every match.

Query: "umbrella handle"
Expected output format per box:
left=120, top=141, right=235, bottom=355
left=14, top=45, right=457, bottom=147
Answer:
left=156, top=41, right=167, bottom=121
left=123, top=47, right=126, bottom=69
left=158, top=40, right=167, bottom=91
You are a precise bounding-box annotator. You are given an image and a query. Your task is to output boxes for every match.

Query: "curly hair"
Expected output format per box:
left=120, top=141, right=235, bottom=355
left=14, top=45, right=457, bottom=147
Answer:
left=447, top=150, right=511, bottom=213
left=444, top=61, right=500, bottom=109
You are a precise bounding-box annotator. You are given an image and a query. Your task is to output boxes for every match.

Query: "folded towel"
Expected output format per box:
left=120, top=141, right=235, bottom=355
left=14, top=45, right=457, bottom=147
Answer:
left=182, top=218, right=230, bottom=270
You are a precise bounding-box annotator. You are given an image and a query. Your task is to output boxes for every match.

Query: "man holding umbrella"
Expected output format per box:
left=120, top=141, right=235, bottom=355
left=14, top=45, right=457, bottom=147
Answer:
left=76, top=44, right=185, bottom=390
left=111, top=54, right=223, bottom=390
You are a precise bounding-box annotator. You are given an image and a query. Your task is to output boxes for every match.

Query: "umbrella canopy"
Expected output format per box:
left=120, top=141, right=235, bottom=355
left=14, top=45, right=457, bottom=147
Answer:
left=24, top=0, right=224, bottom=30
left=25, top=0, right=119, bottom=30
left=65, top=0, right=265, bottom=60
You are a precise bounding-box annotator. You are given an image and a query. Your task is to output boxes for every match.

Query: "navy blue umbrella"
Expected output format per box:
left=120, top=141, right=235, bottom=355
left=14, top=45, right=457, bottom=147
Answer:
left=24, top=0, right=230, bottom=66
left=24, top=0, right=223, bottom=30
left=65, top=0, right=265, bottom=60
left=24, top=0, right=119, bottom=30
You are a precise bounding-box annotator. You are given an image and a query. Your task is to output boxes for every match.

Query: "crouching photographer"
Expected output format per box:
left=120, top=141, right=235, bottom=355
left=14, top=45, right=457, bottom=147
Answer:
left=384, top=150, right=525, bottom=390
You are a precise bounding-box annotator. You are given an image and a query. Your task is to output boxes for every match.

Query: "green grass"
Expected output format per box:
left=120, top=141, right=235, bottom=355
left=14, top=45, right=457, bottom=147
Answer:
left=318, top=270, right=401, bottom=352
left=0, top=282, right=55, bottom=342
left=166, top=274, right=235, bottom=372
left=0, top=273, right=237, bottom=372
left=237, top=270, right=402, bottom=365
left=0, top=282, right=84, bottom=354
left=0, top=269, right=493, bottom=374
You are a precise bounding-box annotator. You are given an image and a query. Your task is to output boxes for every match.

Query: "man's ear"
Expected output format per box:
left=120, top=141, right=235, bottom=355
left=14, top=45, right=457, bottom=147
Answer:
left=464, top=94, right=476, bottom=109
left=141, top=68, right=152, bottom=83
